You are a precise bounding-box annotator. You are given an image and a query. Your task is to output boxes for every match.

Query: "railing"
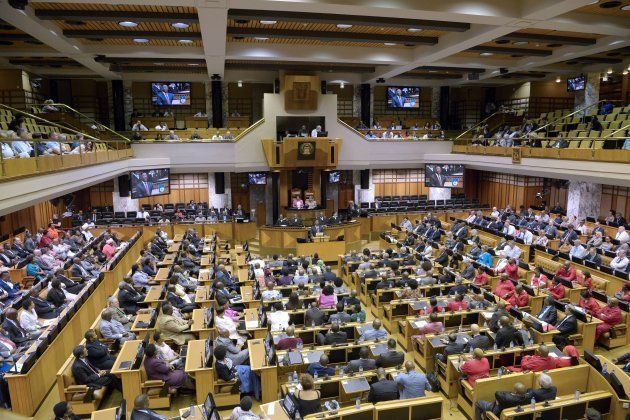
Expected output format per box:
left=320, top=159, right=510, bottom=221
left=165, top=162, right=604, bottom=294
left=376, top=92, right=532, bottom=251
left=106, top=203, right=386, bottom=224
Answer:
left=127, top=119, right=264, bottom=143
left=337, top=118, right=453, bottom=142
left=455, top=110, right=519, bottom=140
left=0, top=104, right=132, bottom=180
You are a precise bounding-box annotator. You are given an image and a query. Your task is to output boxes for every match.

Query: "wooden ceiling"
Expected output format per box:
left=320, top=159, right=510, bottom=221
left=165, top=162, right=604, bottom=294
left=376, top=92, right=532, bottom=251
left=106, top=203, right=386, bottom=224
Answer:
left=575, top=0, right=630, bottom=16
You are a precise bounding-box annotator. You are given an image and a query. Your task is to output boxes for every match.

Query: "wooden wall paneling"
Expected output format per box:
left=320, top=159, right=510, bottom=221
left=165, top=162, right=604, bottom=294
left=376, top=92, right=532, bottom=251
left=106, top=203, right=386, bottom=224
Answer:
left=230, top=173, right=250, bottom=211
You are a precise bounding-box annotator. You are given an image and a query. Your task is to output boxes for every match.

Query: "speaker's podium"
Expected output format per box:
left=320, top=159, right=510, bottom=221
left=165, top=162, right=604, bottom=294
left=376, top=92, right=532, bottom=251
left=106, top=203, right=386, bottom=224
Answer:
left=261, top=137, right=341, bottom=169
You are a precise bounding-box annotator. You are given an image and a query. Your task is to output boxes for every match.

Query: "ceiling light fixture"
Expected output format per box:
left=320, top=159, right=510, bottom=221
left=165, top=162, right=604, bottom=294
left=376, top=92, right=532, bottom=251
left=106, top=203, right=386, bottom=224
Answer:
left=154, top=62, right=164, bottom=65
left=622, top=5, right=630, bottom=10
left=118, top=21, right=138, bottom=27
left=254, top=37, right=269, bottom=41
left=607, top=68, right=613, bottom=74
left=133, top=38, right=149, bottom=43
left=178, top=39, right=193, bottom=44
left=556, top=76, right=561, bottom=83
left=513, top=41, right=528, bottom=46
left=171, top=22, right=189, bottom=29
left=623, top=70, right=629, bottom=75
left=260, top=20, right=277, bottom=25
left=602, top=75, right=608, bottom=81
left=384, top=42, right=397, bottom=46
left=407, top=28, right=423, bottom=32
left=237, top=80, right=243, bottom=87
left=188, top=63, right=199, bottom=66
left=340, top=82, right=345, bottom=88
left=609, top=40, right=625, bottom=45
left=480, top=52, right=494, bottom=56
left=336, top=24, right=353, bottom=29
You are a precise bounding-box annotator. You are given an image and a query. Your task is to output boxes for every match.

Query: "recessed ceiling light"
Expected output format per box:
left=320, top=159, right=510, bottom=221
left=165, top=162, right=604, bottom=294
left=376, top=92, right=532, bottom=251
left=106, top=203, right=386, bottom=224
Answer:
left=513, top=41, right=528, bottom=46
left=607, top=68, right=613, bottom=74
left=171, top=22, right=189, bottom=29
left=622, top=5, right=630, bottom=10
left=260, top=20, right=277, bottom=25
left=340, top=82, right=345, bottom=88
left=154, top=62, right=164, bottom=65
left=623, top=70, right=628, bottom=75
left=188, top=63, right=199, bottom=66
left=599, top=1, right=621, bottom=8
left=133, top=38, right=149, bottom=43
left=237, top=80, right=243, bottom=87
left=480, top=52, right=494, bottom=56
left=178, top=39, right=193, bottom=44
left=384, top=42, right=397, bottom=46
left=556, top=76, right=561, bottom=83
left=408, top=28, right=423, bottom=32
left=254, top=37, right=269, bottom=41
left=602, top=75, right=608, bottom=81
left=118, top=21, right=138, bottom=27
left=336, top=24, right=353, bottom=29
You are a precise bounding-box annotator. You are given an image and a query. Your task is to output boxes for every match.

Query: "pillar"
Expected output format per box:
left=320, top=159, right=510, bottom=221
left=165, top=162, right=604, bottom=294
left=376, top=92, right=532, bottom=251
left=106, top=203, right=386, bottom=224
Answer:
left=574, top=72, right=600, bottom=116
left=430, top=87, right=440, bottom=120
left=222, top=83, right=229, bottom=128
left=204, top=81, right=212, bottom=120
left=112, top=176, right=139, bottom=213
left=566, top=181, right=601, bottom=221
left=352, top=84, right=361, bottom=118
left=122, top=80, right=133, bottom=130
left=211, top=80, right=223, bottom=128
left=208, top=172, right=228, bottom=209
left=429, top=188, right=451, bottom=201
left=354, top=169, right=374, bottom=204
left=360, top=83, right=371, bottom=126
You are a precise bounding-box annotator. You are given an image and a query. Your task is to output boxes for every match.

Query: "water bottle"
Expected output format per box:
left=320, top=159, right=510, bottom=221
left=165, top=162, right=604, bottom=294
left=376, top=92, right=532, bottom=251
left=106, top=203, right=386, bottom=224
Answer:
left=293, top=370, right=298, bottom=384
left=497, top=367, right=503, bottom=379
left=311, top=320, right=315, bottom=328
left=530, top=397, right=536, bottom=410
left=359, top=365, right=363, bottom=374
left=355, top=397, right=361, bottom=409
left=602, top=362, right=608, bottom=373
left=340, top=366, right=345, bottom=376
left=287, top=373, right=292, bottom=383
left=189, top=403, right=196, bottom=418
left=574, top=389, right=580, bottom=401
left=313, top=370, right=318, bottom=381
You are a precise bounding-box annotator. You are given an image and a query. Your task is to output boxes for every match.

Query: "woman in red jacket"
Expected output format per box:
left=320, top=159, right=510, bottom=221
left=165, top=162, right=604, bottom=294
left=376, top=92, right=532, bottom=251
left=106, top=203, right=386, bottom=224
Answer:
left=579, top=290, right=601, bottom=316
left=499, top=258, right=519, bottom=281
left=460, top=348, right=490, bottom=385
left=554, top=345, right=579, bottom=368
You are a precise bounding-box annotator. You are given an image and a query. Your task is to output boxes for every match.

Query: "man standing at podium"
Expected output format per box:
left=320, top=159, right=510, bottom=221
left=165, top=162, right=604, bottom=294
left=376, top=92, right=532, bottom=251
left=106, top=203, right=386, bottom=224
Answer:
left=309, top=220, right=325, bottom=238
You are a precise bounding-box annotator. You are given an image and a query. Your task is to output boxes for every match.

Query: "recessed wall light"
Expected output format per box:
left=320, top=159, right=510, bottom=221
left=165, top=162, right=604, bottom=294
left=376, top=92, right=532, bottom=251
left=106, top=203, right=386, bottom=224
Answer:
left=480, top=52, right=494, bottom=56
left=260, top=20, right=277, bottom=25
left=171, top=22, right=189, bottom=29
left=188, top=63, right=199, bottom=66
left=119, top=21, right=138, bottom=27
left=237, top=80, right=243, bottom=87
left=384, top=42, right=397, bottom=46
left=133, top=38, right=149, bottom=43
left=556, top=76, right=561, bottom=83
left=622, top=5, right=630, bottom=10
left=602, top=75, right=608, bottom=81
left=408, top=28, right=423, bottom=32
left=178, top=39, right=193, bottom=44
left=607, top=68, right=613, bottom=74
left=623, top=70, right=628, bottom=75
left=513, top=41, right=528, bottom=46
left=254, top=37, right=269, bottom=41
left=340, top=82, right=345, bottom=88
left=336, top=24, right=353, bottom=29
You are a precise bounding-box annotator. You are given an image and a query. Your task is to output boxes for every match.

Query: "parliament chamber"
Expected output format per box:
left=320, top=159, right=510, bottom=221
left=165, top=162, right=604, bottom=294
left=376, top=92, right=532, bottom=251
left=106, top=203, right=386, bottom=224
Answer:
left=0, top=1, right=630, bottom=419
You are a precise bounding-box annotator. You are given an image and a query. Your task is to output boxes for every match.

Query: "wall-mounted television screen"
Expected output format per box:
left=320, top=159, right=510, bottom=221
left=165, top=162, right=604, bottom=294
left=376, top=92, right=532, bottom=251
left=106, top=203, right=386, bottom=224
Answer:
left=248, top=172, right=267, bottom=185
left=387, top=86, right=420, bottom=108
left=424, top=164, right=465, bottom=188
left=151, top=82, right=191, bottom=106
left=328, top=171, right=341, bottom=183
left=567, top=75, right=585, bottom=92
left=130, top=169, right=170, bottom=199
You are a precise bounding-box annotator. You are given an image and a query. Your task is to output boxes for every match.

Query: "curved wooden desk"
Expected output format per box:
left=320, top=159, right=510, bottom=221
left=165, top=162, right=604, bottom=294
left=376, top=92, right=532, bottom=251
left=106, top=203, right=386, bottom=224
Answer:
left=259, top=221, right=361, bottom=261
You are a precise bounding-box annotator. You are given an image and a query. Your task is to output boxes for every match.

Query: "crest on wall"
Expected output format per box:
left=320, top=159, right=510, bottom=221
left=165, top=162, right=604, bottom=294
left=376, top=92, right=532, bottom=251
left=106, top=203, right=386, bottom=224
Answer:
left=284, top=75, right=318, bottom=111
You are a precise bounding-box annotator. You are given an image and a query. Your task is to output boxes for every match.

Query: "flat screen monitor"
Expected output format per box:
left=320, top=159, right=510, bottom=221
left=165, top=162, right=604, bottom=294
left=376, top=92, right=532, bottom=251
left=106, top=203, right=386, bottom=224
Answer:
left=608, top=372, right=628, bottom=399
left=115, top=399, right=126, bottom=420
left=248, top=172, right=267, bottom=185
left=151, top=82, right=191, bottom=106
left=584, top=350, right=602, bottom=372
left=387, top=86, right=420, bottom=108
left=281, top=393, right=299, bottom=418
left=203, top=393, right=216, bottom=419
left=424, top=164, right=465, bottom=188
left=328, top=171, right=341, bottom=183
left=567, top=75, right=585, bottom=92
left=130, top=169, right=170, bottom=199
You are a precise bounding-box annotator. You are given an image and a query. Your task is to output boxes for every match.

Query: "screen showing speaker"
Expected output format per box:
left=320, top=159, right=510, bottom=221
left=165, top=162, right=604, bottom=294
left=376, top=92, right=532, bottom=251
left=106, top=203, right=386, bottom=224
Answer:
left=328, top=171, right=341, bottom=183
left=248, top=172, right=267, bottom=185
left=130, top=169, right=171, bottom=199
left=387, top=86, right=420, bottom=108
left=567, top=75, right=585, bottom=92
left=424, top=164, right=465, bottom=188
left=151, top=82, right=191, bottom=106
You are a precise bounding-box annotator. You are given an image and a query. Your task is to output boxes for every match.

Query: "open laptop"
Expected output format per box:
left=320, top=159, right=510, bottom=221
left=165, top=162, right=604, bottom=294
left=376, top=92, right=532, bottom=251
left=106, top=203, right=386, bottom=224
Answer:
left=280, top=393, right=302, bottom=419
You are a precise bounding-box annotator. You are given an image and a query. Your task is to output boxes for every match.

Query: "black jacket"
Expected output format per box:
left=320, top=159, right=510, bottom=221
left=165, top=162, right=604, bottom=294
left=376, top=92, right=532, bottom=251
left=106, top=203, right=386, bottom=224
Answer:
left=467, top=334, right=492, bottom=352
left=119, top=288, right=145, bottom=314
left=130, top=409, right=166, bottom=420
left=495, top=390, right=532, bottom=411
left=31, top=295, right=59, bottom=319
left=324, top=331, right=348, bottom=345
left=2, top=319, right=29, bottom=344
left=495, top=325, right=523, bottom=348
left=489, top=309, right=508, bottom=332
left=530, top=386, right=557, bottom=402
left=215, top=359, right=237, bottom=382
left=555, top=314, right=577, bottom=337
left=86, top=340, right=115, bottom=370
left=444, top=341, right=466, bottom=357
left=57, top=275, right=84, bottom=295
left=71, top=359, right=115, bottom=389
left=368, top=379, right=399, bottom=403
left=305, top=308, right=326, bottom=326
left=536, top=306, right=558, bottom=326
left=47, top=287, right=67, bottom=308
left=434, top=252, right=449, bottom=266
left=376, top=350, right=404, bottom=368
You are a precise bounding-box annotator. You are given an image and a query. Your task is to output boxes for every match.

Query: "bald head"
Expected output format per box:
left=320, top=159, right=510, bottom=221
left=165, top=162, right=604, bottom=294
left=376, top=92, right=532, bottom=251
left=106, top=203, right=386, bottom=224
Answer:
left=372, top=319, right=382, bottom=330
left=538, top=345, right=549, bottom=357
left=499, top=316, right=510, bottom=327
left=470, top=324, right=480, bottom=335
left=473, top=348, right=484, bottom=359
left=404, top=361, right=414, bottom=372
left=514, top=383, right=527, bottom=395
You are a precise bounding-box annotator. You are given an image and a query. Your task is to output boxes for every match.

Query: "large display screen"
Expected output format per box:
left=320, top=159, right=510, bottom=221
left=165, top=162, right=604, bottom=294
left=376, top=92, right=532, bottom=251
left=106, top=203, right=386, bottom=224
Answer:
left=424, top=164, right=465, bottom=188
left=151, top=82, right=191, bottom=106
left=130, top=169, right=171, bottom=199
left=387, top=86, right=420, bottom=108
left=567, top=75, right=585, bottom=92
left=248, top=172, right=267, bottom=185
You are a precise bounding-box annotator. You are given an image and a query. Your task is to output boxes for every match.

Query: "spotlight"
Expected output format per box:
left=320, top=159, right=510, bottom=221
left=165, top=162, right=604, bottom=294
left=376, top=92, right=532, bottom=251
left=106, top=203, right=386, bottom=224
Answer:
left=602, top=75, right=608, bottom=82
left=9, top=0, right=28, bottom=10
left=340, top=82, right=345, bottom=89
left=607, top=68, right=613, bottom=74
left=555, top=76, right=561, bottom=83
left=237, top=80, right=243, bottom=87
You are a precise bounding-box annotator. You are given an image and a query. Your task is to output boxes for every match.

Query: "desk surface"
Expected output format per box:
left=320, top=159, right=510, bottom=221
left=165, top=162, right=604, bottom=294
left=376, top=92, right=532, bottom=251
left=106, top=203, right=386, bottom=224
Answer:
left=258, top=401, right=291, bottom=420
left=111, top=340, right=142, bottom=374
left=90, top=407, right=118, bottom=420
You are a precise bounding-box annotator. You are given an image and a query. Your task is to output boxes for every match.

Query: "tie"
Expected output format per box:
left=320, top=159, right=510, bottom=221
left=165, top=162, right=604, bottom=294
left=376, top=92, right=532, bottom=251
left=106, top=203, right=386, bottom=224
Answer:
left=83, top=359, right=98, bottom=375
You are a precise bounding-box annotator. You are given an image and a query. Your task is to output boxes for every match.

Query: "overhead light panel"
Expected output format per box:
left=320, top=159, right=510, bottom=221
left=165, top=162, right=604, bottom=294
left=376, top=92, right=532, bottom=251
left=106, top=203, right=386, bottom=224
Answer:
left=602, top=74, right=608, bottom=81
left=260, top=20, right=277, bottom=25
left=607, top=68, right=613, bottom=74
left=171, top=22, right=189, bottom=29
left=254, top=37, right=269, bottom=41
left=340, top=82, right=345, bottom=88
left=513, top=41, right=528, bottom=46
left=237, top=80, right=243, bottom=87
left=480, top=52, right=494, bottom=56
left=133, top=38, right=149, bottom=43
left=623, top=70, right=628, bottom=75
left=407, top=28, right=423, bottom=32
left=119, top=21, right=138, bottom=27
left=384, top=42, right=397, bottom=46
left=336, top=24, right=353, bottom=29
left=178, top=39, right=194, bottom=44
left=556, top=76, right=561, bottom=83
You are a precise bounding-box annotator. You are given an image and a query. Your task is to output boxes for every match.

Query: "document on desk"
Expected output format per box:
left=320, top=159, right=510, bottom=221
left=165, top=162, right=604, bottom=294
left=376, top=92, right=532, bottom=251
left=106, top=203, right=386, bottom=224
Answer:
left=303, top=350, right=324, bottom=364
left=341, top=377, right=370, bottom=393
left=245, top=320, right=259, bottom=329
left=412, top=320, right=428, bottom=329
left=482, top=311, right=494, bottom=319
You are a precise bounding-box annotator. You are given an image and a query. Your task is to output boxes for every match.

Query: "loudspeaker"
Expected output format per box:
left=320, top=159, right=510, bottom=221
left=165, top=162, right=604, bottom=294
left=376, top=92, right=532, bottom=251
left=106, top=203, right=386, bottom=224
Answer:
left=321, top=81, right=327, bottom=94
left=360, top=169, right=369, bottom=190
left=274, top=79, right=280, bottom=93
left=215, top=172, right=225, bottom=194
left=500, top=68, right=508, bottom=74
left=118, top=175, right=130, bottom=197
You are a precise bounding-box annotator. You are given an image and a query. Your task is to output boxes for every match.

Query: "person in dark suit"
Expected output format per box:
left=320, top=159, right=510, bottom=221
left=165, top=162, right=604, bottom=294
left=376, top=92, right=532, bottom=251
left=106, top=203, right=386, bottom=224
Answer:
left=368, top=368, right=399, bottom=403
left=130, top=394, right=167, bottom=420
left=389, top=88, right=406, bottom=108
left=305, top=303, right=326, bottom=326
left=70, top=258, right=94, bottom=281
left=560, top=226, right=578, bottom=245
left=376, top=339, right=404, bottom=368
left=529, top=373, right=557, bottom=402
left=428, top=165, right=446, bottom=187
left=347, top=347, right=376, bottom=373
left=54, top=269, right=85, bottom=295
left=536, top=297, right=558, bottom=325
left=84, top=329, right=116, bottom=370
left=47, top=279, right=68, bottom=308
left=488, top=302, right=508, bottom=332
left=165, top=285, right=195, bottom=314
left=71, top=345, right=121, bottom=391
left=495, top=316, right=523, bottom=348
left=319, top=323, right=347, bottom=345
left=28, top=289, right=60, bottom=319
left=467, top=324, right=492, bottom=351
left=434, top=246, right=449, bottom=266
left=552, top=309, right=578, bottom=347
left=118, top=281, right=146, bottom=315
left=584, top=246, right=602, bottom=266
left=2, top=308, right=35, bottom=344
left=155, top=84, right=173, bottom=106
left=309, top=220, right=325, bottom=238
left=441, top=333, right=466, bottom=359
left=135, top=172, right=153, bottom=198
left=0, top=271, right=21, bottom=298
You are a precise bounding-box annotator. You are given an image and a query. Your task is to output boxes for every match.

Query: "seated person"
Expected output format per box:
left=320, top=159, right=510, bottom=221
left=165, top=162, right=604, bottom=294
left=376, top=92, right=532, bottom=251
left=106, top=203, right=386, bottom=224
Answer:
left=307, top=354, right=335, bottom=378
left=3, top=307, right=39, bottom=344
left=475, top=382, right=531, bottom=420
left=346, top=346, right=376, bottom=373
left=508, top=345, right=555, bottom=372
left=276, top=326, right=303, bottom=350
left=530, top=267, right=549, bottom=289
left=551, top=308, right=578, bottom=348
left=615, top=283, right=630, bottom=302
left=554, top=345, right=580, bottom=368
left=376, top=338, right=404, bottom=368
left=214, top=345, right=261, bottom=400
left=413, top=312, right=445, bottom=339
left=118, top=280, right=147, bottom=315
left=305, top=302, right=325, bottom=326
left=157, top=304, right=195, bottom=346
left=144, top=343, right=194, bottom=394
left=460, top=348, right=490, bottom=385
left=350, top=304, right=366, bottom=323
left=318, top=322, right=347, bottom=345
left=359, top=319, right=388, bottom=342
left=368, top=367, right=399, bottom=403
left=229, top=396, right=259, bottom=420
left=547, top=277, right=566, bottom=300
left=495, top=316, right=523, bottom=348
left=447, top=294, right=468, bottom=312
left=71, top=345, right=122, bottom=392
left=292, top=196, right=304, bottom=209
left=85, top=329, right=116, bottom=370
left=328, top=302, right=351, bottom=324
left=19, top=299, right=45, bottom=334
left=295, top=374, right=321, bottom=417
left=261, top=280, right=282, bottom=301
left=100, top=309, right=136, bottom=343
left=215, top=327, right=249, bottom=366
left=507, top=284, right=530, bottom=309
left=537, top=296, right=558, bottom=325
left=556, top=262, right=576, bottom=282
left=530, top=373, right=557, bottom=402
left=494, top=274, right=515, bottom=299
left=317, top=284, right=337, bottom=309
left=395, top=361, right=430, bottom=399
left=466, top=324, right=491, bottom=351
left=595, top=298, right=622, bottom=341
left=267, top=302, right=290, bottom=332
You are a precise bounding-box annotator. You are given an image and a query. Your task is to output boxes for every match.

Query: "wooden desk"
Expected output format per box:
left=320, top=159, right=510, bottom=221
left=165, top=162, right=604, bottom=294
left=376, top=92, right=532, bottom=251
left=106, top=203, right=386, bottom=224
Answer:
left=227, top=115, right=250, bottom=128
left=185, top=116, right=209, bottom=129
left=155, top=267, right=170, bottom=282
left=179, top=405, right=204, bottom=417
left=297, top=241, right=347, bottom=262
left=158, top=254, right=175, bottom=267
left=259, top=222, right=361, bottom=256
left=91, top=407, right=118, bottom=420
left=144, top=286, right=164, bottom=308
left=167, top=243, right=180, bottom=253
left=173, top=233, right=184, bottom=242
left=131, top=311, right=155, bottom=337
left=248, top=338, right=279, bottom=403
left=259, top=400, right=291, bottom=420
left=111, top=340, right=143, bottom=412
left=500, top=391, right=613, bottom=420
left=194, top=286, right=211, bottom=308
left=184, top=340, right=214, bottom=405
left=191, top=308, right=214, bottom=340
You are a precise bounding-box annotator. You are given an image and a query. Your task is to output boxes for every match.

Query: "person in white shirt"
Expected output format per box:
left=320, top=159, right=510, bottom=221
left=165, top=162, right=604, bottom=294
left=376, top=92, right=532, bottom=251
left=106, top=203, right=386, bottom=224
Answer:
left=20, top=299, right=45, bottom=333
left=261, top=281, right=282, bottom=301
left=615, top=226, right=629, bottom=244
left=465, top=211, right=476, bottom=224
left=1, top=143, right=15, bottom=159
left=267, top=302, right=290, bottom=331
left=155, top=122, right=168, bottom=131
left=502, top=241, right=521, bottom=260
left=503, top=221, right=516, bottom=236
left=140, top=210, right=150, bottom=220
left=569, top=240, right=588, bottom=259
left=610, top=250, right=629, bottom=271
left=132, top=121, right=148, bottom=131
left=211, top=131, right=224, bottom=140
left=490, top=207, right=500, bottom=218
left=215, top=307, right=246, bottom=346
left=401, top=218, right=413, bottom=232
left=153, top=331, right=183, bottom=369
left=81, top=223, right=94, bottom=241
left=311, top=125, right=322, bottom=137
left=11, top=128, right=33, bottom=158
left=165, top=130, right=179, bottom=140
left=534, top=230, right=548, bottom=247
left=520, top=229, right=533, bottom=245
left=577, top=221, right=589, bottom=236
